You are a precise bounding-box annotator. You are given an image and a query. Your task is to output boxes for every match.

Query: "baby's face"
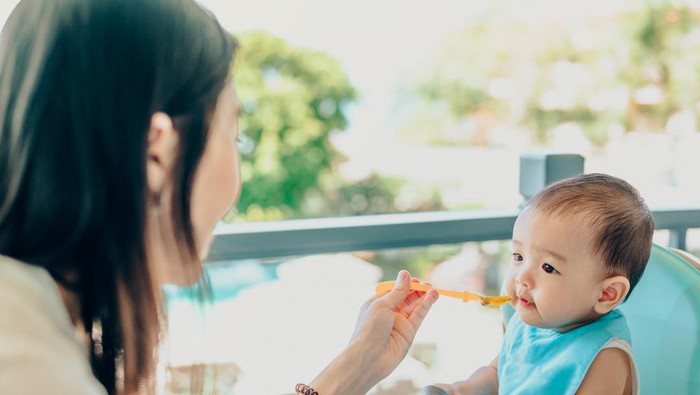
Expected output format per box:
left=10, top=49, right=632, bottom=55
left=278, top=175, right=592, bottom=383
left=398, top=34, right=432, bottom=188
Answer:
left=504, top=207, right=606, bottom=332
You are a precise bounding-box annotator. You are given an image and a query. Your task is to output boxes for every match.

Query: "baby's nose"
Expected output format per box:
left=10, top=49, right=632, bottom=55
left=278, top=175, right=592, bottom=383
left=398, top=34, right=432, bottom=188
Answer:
left=514, top=266, right=532, bottom=287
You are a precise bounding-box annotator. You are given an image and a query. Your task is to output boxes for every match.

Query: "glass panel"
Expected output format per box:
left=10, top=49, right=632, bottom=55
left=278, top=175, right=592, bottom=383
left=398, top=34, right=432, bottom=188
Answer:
left=163, top=242, right=509, bottom=394
left=653, top=229, right=671, bottom=246
left=163, top=231, right=696, bottom=393
left=681, top=228, right=700, bottom=257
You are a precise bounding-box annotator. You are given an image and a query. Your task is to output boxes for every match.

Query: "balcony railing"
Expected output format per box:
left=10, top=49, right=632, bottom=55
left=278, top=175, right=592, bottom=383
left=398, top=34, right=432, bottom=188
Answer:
left=209, top=206, right=700, bottom=261
left=186, top=205, right=700, bottom=395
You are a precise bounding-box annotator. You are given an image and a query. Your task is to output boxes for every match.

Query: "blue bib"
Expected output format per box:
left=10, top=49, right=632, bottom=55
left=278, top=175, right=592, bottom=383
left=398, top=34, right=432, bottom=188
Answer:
left=498, top=310, right=632, bottom=395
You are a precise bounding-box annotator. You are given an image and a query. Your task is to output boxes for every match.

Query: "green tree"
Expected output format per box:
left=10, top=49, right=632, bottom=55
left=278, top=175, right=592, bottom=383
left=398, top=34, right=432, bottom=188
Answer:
left=406, top=22, right=534, bottom=146
left=621, top=1, right=700, bottom=132
left=230, top=31, right=357, bottom=221
left=408, top=1, right=700, bottom=147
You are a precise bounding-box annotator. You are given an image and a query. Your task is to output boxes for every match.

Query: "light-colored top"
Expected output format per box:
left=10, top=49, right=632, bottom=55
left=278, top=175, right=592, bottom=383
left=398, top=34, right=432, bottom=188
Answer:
left=498, top=310, right=640, bottom=395
left=0, top=255, right=107, bottom=394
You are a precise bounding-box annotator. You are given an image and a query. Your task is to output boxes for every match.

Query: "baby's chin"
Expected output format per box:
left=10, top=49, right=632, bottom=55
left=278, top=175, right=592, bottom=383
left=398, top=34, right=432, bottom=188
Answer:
left=515, top=302, right=567, bottom=329
left=516, top=312, right=542, bottom=328
left=515, top=305, right=538, bottom=323
left=519, top=313, right=595, bottom=333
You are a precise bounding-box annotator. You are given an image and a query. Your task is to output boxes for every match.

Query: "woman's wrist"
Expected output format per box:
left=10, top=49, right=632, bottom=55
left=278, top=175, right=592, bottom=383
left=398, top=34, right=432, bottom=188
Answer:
left=309, top=343, right=378, bottom=395
left=420, top=385, right=450, bottom=395
left=296, top=383, right=319, bottom=395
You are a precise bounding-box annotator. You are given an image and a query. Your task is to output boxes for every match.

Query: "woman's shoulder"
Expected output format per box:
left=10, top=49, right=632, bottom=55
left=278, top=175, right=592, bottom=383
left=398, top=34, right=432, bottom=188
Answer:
left=0, top=255, right=106, bottom=394
left=0, top=254, right=70, bottom=332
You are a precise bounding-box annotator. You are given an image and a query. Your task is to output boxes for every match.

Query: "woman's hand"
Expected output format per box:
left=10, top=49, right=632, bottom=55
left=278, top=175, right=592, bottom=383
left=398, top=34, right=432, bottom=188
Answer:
left=310, top=270, right=438, bottom=394
left=349, top=270, right=439, bottom=380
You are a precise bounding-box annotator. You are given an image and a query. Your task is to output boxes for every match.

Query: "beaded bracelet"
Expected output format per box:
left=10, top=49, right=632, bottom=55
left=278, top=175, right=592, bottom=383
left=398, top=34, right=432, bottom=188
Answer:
left=295, top=383, right=319, bottom=395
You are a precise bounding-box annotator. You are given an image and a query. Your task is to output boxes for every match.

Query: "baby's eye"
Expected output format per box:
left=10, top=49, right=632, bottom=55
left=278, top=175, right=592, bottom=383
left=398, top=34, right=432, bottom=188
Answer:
left=542, top=263, right=558, bottom=274
left=512, top=253, right=523, bottom=262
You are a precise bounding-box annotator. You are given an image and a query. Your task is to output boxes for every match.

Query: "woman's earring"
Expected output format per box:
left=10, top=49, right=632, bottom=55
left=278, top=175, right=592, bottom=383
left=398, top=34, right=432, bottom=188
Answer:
left=151, top=190, right=162, bottom=213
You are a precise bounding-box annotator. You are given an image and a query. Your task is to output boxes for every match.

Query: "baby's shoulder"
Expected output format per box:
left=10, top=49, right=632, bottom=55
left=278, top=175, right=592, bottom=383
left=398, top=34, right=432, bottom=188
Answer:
left=577, top=348, right=632, bottom=394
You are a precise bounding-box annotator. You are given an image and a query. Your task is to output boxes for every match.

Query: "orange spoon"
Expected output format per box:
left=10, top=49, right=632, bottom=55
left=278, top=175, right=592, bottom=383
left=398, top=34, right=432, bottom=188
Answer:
left=375, top=281, right=511, bottom=307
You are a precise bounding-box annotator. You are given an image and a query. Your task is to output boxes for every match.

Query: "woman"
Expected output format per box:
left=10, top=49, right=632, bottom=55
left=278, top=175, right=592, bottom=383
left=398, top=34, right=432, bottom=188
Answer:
left=0, top=0, right=438, bottom=394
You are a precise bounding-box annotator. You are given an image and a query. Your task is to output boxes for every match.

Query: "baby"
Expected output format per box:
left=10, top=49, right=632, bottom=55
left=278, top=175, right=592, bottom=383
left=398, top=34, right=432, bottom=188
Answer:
left=430, top=173, right=654, bottom=394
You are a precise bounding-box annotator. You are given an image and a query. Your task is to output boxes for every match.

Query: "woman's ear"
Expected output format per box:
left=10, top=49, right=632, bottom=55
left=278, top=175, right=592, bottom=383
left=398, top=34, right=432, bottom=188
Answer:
left=594, top=275, right=630, bottom=314
left=146, top=112, right=178, bottom=198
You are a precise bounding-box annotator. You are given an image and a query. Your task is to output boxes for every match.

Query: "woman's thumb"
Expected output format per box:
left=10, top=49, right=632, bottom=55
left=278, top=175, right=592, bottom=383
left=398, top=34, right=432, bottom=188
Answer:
left=383, top=270, right=411, bottom=305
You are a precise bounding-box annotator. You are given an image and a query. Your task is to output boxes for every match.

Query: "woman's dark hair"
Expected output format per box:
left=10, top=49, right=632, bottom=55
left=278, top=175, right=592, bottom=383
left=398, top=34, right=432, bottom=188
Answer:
left=0, top=0, right=236, bottom=392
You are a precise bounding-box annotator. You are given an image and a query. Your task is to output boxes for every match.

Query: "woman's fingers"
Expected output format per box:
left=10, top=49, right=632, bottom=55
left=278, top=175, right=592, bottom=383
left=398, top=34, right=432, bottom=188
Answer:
left=378, top=271, right=438, bottom=328
left=408, top=289, right=438, bottom=328
left=382, top=270, right=412, bottom=306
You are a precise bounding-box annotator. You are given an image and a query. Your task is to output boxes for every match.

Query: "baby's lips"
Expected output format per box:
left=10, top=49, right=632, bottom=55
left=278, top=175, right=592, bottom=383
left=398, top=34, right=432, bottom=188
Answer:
left=516, top=293, right=533, bottom=305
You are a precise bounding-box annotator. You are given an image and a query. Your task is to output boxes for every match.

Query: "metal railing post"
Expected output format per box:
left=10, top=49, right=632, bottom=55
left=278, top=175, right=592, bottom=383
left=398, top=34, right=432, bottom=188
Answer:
left=519, top=152, right=585, bottom=205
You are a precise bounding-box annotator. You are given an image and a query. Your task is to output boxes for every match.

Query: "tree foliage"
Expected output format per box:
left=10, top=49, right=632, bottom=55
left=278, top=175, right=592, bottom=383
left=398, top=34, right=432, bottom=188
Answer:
left=621, top=2, right=700, bottom=131
left=409, top=1, right=700, bottom=147
left=230, top=31, right=357, bottom=221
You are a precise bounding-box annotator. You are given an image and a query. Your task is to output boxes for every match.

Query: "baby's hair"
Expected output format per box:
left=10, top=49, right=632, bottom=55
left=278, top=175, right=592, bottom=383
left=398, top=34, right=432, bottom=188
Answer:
left=526, top=173, right=654, bottom=299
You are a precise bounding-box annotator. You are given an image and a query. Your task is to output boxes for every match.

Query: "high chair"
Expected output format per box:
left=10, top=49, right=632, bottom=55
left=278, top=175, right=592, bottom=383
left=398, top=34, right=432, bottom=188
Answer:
left=500, top=243, right=700, bottom=394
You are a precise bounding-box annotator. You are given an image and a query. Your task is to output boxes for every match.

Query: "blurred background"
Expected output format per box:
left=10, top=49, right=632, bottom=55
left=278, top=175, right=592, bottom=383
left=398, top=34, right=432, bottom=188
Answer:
left=169, top=0, right=700, bottom=392
left=211, top=0, right=700, bottom=223
left=4, top=0, right=700, bottom=393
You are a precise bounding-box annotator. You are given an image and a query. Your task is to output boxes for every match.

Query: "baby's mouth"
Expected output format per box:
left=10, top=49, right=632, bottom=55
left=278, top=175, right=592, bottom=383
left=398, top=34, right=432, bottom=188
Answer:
left=516, top=295, right=534, bottom=308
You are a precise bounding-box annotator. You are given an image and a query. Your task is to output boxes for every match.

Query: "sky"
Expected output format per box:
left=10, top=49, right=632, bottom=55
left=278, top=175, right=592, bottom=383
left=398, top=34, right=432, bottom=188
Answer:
left=0, top=0, right=634, bottom=142
left=0, top=0, right=472, bottom=141
left=194, top=0, right=633, bottom=141
left=197, top=0, right=495, bottom=142
left=0, top=1, right=18, bottom=28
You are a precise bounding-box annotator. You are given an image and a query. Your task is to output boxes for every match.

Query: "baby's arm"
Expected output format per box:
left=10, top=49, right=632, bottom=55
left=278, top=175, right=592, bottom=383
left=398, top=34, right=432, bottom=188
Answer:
left=577, top=348, right=632, bottom=395
left=430, top=355, right=499, bottom=395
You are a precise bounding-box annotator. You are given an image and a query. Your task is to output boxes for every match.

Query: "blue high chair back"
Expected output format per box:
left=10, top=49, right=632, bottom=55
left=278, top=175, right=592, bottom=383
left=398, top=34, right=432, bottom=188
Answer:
left=500, top=243, right=700, bottom=394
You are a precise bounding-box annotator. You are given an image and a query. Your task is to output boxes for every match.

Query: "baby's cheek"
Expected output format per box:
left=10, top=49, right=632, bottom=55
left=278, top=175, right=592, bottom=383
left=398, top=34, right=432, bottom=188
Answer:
left=503, top=272, right=517, bottom=296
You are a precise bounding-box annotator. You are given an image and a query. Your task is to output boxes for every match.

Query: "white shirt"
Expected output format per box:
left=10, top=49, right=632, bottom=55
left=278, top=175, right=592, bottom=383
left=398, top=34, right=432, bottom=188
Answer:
left=0, top=255, right=107, bottom=394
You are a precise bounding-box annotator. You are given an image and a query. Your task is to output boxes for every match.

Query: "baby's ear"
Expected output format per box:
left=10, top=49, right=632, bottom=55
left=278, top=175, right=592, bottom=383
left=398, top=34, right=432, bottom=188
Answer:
left=594, top=276, right=630, bottom=314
